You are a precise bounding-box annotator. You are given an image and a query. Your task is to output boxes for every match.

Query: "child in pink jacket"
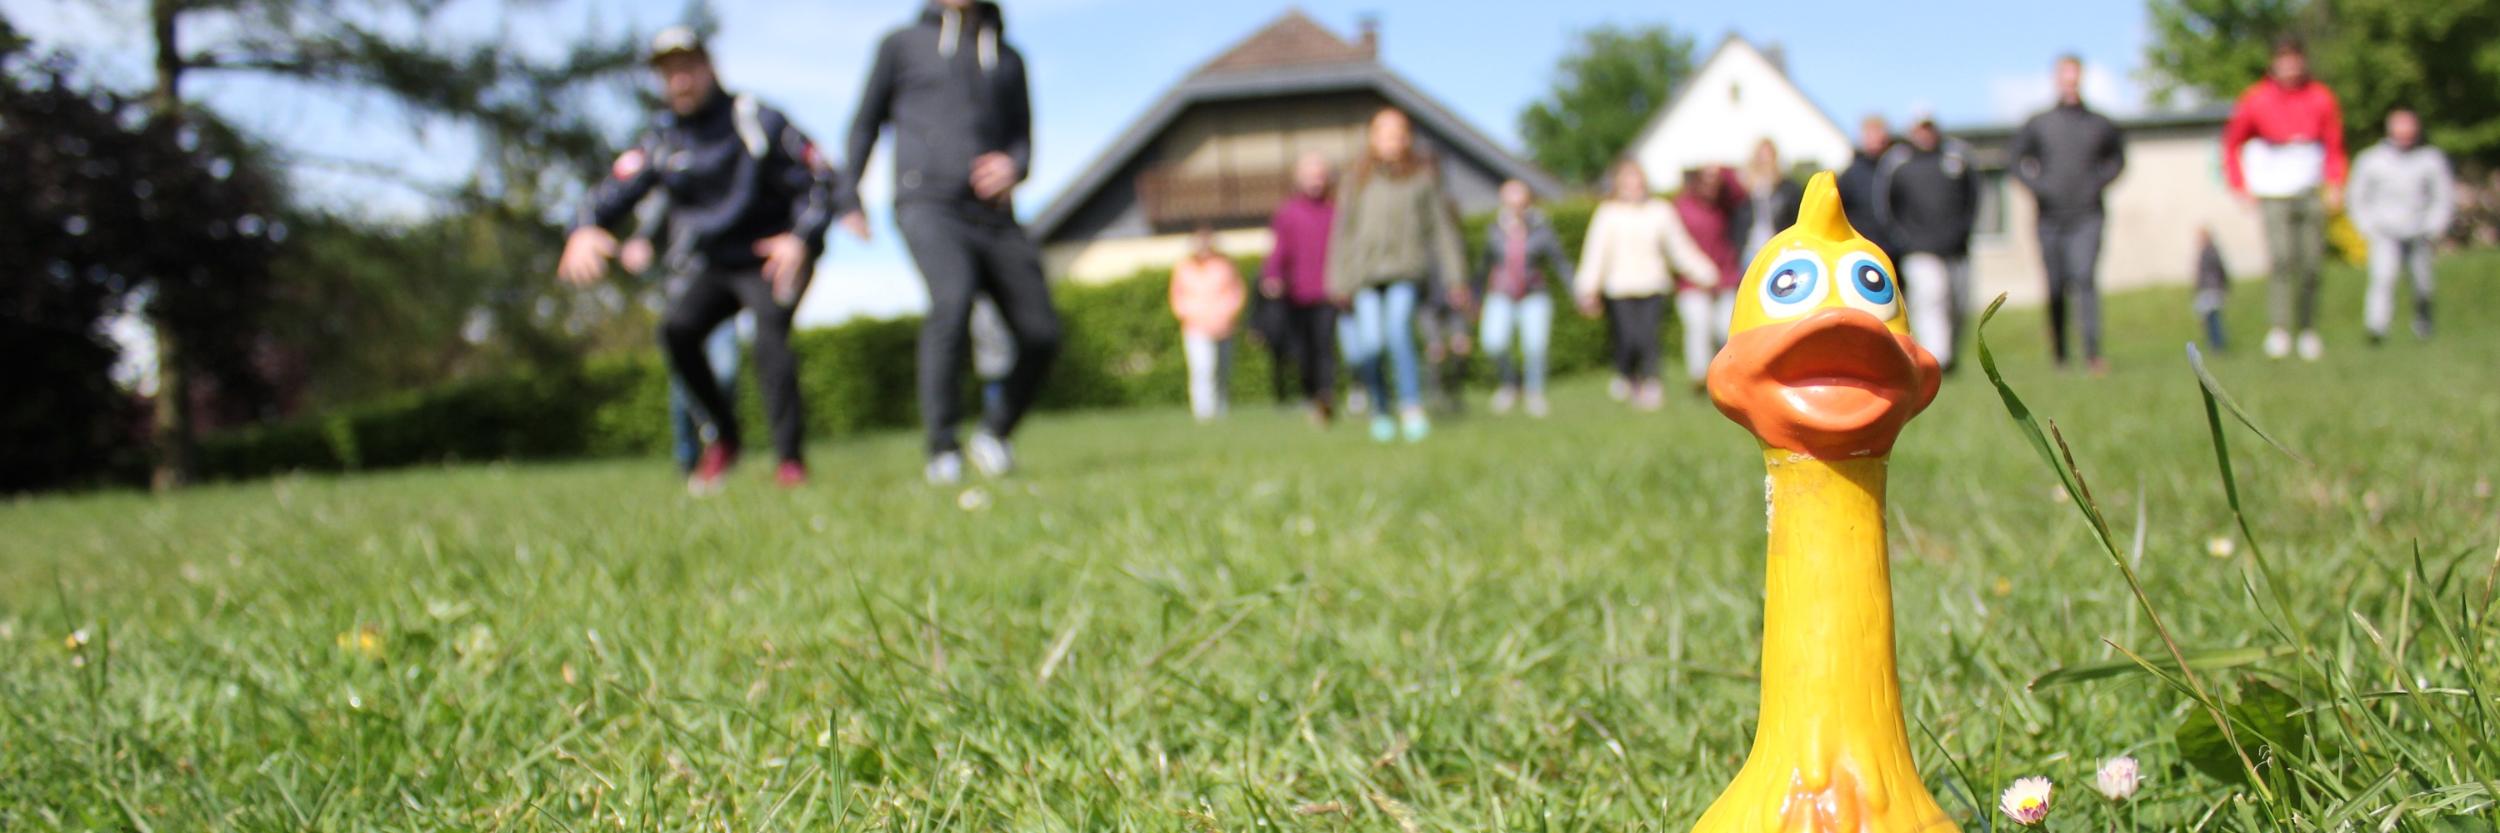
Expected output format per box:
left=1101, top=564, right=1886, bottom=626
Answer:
left=1170, top=225, right=1246, bottom=420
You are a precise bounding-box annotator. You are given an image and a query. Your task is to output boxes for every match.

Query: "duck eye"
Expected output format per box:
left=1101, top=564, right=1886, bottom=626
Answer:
left=1837, top=253, right=1900, bottom=318
left=1759, top=255, right=1826, bottom=318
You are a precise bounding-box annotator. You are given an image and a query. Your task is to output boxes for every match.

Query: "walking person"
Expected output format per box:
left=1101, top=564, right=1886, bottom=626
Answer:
left=1837, top=115, right=1898, bottom=255
left=2223, top=37, right=2346, bottom=361
left=837, top=0, right=1063, bottom=484
left=2348, top=107, right=2454, bottom=343
left=1263, top=151, right=1340, bottom=425
left=2193, top=227, right=2231, bottom=353
left=1328, top=107, right=1470, bottom=443
left=1878, top=114, right=1982, bottom=370
left=1733, top=139, right=1805, bottom=269
left=1474, top=179, right=1573, bottom=417
left=559, top=26, right=835, bottom=494
left=1170, top=225, right=1245, bottom=421
left=2011, top=54, right=2127, bottom=372
left=1673, top=165, right=1745, bottom=393
left=1575, top=159, right=1719, bottom=412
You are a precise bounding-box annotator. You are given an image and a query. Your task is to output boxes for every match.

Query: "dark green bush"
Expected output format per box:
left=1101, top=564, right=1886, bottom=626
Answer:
left=201, top=198, right=1706, bottom=481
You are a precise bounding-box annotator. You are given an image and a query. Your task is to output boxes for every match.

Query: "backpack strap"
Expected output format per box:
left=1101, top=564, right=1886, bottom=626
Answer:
left=732, top=95, right=770, bottom=159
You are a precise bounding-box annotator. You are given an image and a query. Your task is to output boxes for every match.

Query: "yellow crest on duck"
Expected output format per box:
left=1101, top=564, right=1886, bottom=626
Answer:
left=1689, top=171, right=1957, bottom=832
left=1708, top=172, right=1940, bottom=460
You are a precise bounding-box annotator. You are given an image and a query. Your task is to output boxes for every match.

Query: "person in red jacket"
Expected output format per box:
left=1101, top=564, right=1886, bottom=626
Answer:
left=2223, top=37, right=2346, bottom=361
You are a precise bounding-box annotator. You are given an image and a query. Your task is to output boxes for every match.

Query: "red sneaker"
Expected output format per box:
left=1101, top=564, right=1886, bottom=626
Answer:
left=775, top=461, right=808, bottom=489
left=687, top=443, right=739, bottom=496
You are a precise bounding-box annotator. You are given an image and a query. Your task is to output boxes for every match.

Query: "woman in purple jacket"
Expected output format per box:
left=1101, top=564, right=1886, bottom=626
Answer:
left=1263, top=151, right=1340, bottom=425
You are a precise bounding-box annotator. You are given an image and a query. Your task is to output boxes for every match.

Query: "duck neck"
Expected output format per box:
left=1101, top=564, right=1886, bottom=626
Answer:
left=1752, top=451, right=1912, bottom=756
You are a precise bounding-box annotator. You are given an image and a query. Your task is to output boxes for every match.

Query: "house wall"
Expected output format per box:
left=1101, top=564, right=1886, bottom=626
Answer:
left=1633, top=41, right=1854, bottom=184
left=1964, top=126, right=2270, bottom=306
left=1045, top=91, right=1526, bottom=284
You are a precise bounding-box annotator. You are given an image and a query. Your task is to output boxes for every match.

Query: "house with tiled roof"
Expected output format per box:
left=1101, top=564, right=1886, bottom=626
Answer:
left=1031, top=10, right=1562, bottom=283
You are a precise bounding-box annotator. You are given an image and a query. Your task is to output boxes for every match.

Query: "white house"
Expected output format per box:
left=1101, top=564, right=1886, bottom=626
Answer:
left=1624, top=34, right=1853, bottom=184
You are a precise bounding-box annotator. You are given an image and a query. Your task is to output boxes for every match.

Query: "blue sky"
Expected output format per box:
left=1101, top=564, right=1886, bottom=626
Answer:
left=8, top=0, right=2154, bottom=327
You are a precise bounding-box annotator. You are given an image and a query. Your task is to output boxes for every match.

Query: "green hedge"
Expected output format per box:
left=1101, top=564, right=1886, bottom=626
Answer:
left=201, top=198, right=1703, bottom=480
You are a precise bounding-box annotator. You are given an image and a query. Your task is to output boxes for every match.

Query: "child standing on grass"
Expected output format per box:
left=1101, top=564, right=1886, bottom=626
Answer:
left=1171, top=225, right=1245, bottom=422
left=2194, top=227, right=2230, bottom=352
left=1329, top=107, right=1471, bottom=443
left=1576, top=158, right=1720, bottom=411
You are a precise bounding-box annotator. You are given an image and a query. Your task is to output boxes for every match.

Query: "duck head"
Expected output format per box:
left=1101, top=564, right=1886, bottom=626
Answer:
left=1706, top=172, right=1941, bottom=459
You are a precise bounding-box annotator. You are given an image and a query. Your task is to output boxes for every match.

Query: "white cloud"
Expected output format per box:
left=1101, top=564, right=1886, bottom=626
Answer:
left=1986, top=59, right=2147, bottom=122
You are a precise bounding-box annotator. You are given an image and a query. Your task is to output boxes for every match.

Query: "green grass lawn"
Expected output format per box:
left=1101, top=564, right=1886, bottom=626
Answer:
left=5, top=256, right=2497, bottom=831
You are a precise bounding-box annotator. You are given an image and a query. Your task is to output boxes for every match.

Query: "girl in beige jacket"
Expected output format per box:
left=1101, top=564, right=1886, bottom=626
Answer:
left=1575, top=160, right=1720, bottom=410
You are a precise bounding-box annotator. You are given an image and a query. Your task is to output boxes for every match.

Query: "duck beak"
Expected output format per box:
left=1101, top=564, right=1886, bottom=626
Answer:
left=1708, top=308, right=1941, bottom=458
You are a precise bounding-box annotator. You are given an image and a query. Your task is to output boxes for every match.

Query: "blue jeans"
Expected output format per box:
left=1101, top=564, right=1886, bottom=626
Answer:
left=669, top=321, right=742, bottom=471
left=1345, top=281, right=1423, bottom=412
left=1478, top=291, right=1553, bottom=395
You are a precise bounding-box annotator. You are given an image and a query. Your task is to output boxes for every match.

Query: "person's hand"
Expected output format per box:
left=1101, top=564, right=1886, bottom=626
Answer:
left=971, top=152, right=1020, bottom=202
left=838, top=211, right=871, bottom=242
left=2232, top=189, right=2258, bottom=210
left=558, top=227, right=619, bottom=286
left=756, top=233, right=810, bottom=303
left=1332, top=294, right=1354, bottom=312
left=618, top=238, right=656, bottom=275
left=1260, top=277, right=1284, bottom=298
left=1577, top=295, right=1603, bottom=318
left=1447, top=287, right=1475, bottom=317
left=2323, top=183, right=2346, bottom=214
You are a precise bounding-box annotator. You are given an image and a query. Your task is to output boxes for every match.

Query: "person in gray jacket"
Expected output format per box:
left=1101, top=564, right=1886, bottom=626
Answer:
left=2010, top=54, right=2126, bottom=373
left=837, top=0, right=1062, bottom=485
left=1876, top=114, right=1981, bottom=370
left=2347, top=108, right=2455, bottom=342
left=1472, top=179, right=1573, bottom=416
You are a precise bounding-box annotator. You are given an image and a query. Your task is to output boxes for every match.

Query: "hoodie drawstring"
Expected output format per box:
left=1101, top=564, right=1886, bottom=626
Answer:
left=934, top=7, right=996, bottom=72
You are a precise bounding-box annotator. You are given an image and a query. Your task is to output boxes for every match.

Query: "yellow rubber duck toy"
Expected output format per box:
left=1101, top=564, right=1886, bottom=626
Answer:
left=1692, top=171, right=1953, bottom=833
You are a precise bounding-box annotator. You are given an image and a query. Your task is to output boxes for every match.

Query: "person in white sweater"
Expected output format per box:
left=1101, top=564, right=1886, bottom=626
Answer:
left=1575, top=159, right=1720, bottom=410
left=2348, top=108, right=2455, bottom=342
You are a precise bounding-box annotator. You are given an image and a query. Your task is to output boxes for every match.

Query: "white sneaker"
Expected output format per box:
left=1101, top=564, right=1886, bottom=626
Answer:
left=2296, top=330, right=2324, bottom=361
left=2262, top=328, right=2292, bottom=359
left=1607, top=376, right=1633, bottom=402
left=1524, top=394, right=1550, bottom=419
left=1489, top=386, right=1518, bottom=415
left=925, top=451, right=965, bottom=486
left=1345, top=389, right=1371, bottom=416
left=967, top=431, right=1014, bottom=477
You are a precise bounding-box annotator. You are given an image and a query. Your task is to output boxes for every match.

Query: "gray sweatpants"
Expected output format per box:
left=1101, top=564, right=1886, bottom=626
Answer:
left=897, top=201, right=1064, bottom=455
left=2363, top=234, right=2435, bottom=336
left=2037, top=212, right=2104, bottom=363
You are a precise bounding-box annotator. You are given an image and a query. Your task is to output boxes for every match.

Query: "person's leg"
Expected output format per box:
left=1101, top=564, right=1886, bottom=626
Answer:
left=1605, top=299, right=1636, bottom=382
left=666, top=356, right=700, bottom=472
left=2068, top=213, right=2106, bottom=364
left=2363, top=232, right=2401, bottom=337
left=2203, top=307, right=2228, bottom=352
left=1901, top=253, right=1952, bottom=368
left=2292, top=198, right=2326, bottom=333
left=718, top=272, right=805, bottom=464
left=1382, top=281, right=1424, bottom=412
left=1182, top=332, right=1217, bottom=420
left=896, top=204, right=982, bottom=455
left=2407, top=237, right=2437, bottom=337
left=968, top=216, right=1064, bottom=441
left=1675, top=288, right=1715, bottom=382
left=1478, top=293, right=1518, bottom=392
left=1625, top=295, right=1666, bottom=384
left=2036, top=217, right=2072, bottom=365
left=1216, top=335, right=1234, bottom=416
left=1710, top=289, right=1737, bottom=349
left=1520, top=293, right=1553, bottom=398
left=660, top=274, right=746, bottom=452
left=1945, top=256, right=1974, bottom=363
left=2262, top=198, right=2299, bottom=334
left=1347, top=287, right=1390, bottom=410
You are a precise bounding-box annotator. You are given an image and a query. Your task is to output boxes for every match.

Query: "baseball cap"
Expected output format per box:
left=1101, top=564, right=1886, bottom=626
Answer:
left=648, top=26, right=708, bottom=64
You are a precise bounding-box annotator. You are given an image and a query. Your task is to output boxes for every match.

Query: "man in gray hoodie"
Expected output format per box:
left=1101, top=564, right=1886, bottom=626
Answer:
left=837, top=0, right=1062, bottom=485
left=2347, top=108, right=2454, bottom=342
left=2009, top=54, right=2126, bottom=373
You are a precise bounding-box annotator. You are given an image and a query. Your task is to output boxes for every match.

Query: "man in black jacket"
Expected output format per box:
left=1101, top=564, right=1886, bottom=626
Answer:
left=1836, top=114, right=1898, bottom=255
left=2010, top=54, right=2126, bottom=373
left=836, top=0, right=1063, bottom=486
left=1876, top=114, right=1982, bottom=369
left=560, top=26, right=836, bottom=494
